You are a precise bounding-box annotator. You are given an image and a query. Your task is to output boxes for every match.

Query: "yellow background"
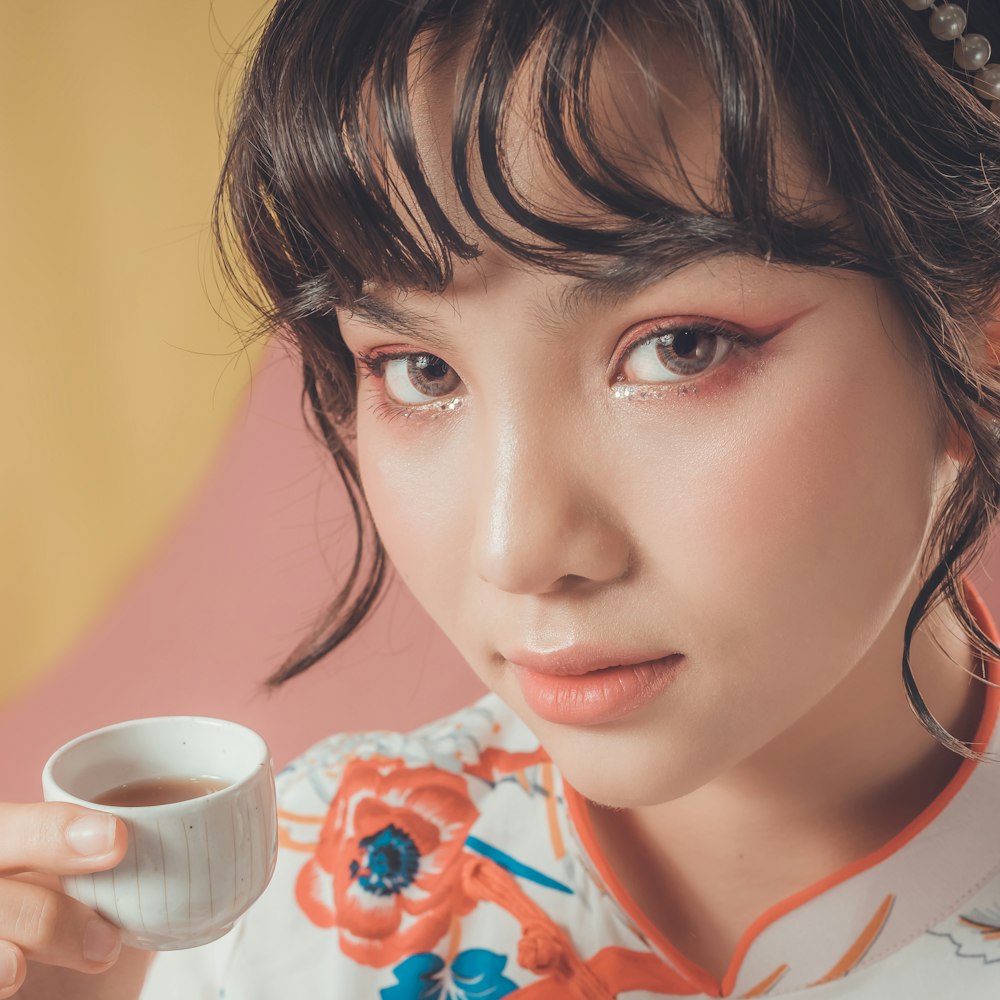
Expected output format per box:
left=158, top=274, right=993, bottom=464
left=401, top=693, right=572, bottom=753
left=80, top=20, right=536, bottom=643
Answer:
left=0, top=1, right=269, bottom=702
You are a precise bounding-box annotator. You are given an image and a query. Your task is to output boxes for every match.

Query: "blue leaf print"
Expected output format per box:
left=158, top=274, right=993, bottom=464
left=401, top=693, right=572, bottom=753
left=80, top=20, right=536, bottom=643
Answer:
left=451, top=950, right=518, bottom=998
left=381, top=953, right=443, bottom=1000
left=380, top=949, right=518, bottom=1000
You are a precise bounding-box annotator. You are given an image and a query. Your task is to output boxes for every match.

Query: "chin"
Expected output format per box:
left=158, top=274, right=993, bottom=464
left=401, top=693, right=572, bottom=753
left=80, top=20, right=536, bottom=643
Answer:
left=564, top=768, right=697, bottom=810
left=545, top=729, right=720, bottom=809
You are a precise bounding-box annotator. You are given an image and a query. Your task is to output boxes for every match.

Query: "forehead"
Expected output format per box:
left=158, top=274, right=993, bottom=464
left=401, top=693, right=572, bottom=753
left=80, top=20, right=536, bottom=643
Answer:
left=349, top=6, right=850, bottom=311
left=327, top=2, right=851, bottom=316
left=400, top=22, right=723, bottom=228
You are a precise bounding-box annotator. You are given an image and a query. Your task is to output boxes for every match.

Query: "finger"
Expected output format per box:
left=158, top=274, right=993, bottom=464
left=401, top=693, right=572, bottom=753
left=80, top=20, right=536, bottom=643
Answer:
left=0, top=942, right=26, bottom=999
left=0, top=804, right=126, bottom=877
left=0, top=877, right=121, bottom=975
left=5, top=873, right=59, bottom=891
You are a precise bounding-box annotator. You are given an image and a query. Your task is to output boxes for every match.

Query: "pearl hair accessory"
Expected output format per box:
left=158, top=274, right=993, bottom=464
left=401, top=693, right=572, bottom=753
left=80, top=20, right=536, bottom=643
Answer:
left=902, top=0, right=1000, bottom=112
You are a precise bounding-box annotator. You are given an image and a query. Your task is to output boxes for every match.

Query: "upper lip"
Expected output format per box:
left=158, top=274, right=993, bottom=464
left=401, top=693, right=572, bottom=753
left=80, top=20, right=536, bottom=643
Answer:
left=502, top=644, right=681, bottom=676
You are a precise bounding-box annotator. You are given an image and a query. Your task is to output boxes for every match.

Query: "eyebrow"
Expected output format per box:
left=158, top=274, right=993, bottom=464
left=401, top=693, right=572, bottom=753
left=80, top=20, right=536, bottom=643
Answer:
left=348, top=295, right=454, bottom=352
left=347, top=247, right=736, bottom=349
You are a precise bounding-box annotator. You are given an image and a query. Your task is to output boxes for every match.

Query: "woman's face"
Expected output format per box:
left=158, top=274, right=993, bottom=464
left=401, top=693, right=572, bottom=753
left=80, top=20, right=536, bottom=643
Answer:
left=335, top=32, right=962, bottom=809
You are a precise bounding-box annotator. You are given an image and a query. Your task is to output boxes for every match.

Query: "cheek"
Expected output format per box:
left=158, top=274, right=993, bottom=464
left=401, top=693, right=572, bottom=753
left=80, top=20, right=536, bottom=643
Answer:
left=357, top=419, right=469, bottom=615
left=630, top=338, right=938, bottom=705
left=542, top=340, right=942, bottom=805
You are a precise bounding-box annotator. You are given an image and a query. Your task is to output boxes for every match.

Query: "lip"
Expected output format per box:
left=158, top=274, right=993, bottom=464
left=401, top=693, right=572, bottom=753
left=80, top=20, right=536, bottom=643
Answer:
left=502, top=644, right=681, bottom=676
left=506, top=650, right=686, bottom=726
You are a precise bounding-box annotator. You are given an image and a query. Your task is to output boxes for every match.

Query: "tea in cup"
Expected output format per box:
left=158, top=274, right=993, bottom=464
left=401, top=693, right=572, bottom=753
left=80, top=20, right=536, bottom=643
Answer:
left=42, top=716, right=278, bottom=950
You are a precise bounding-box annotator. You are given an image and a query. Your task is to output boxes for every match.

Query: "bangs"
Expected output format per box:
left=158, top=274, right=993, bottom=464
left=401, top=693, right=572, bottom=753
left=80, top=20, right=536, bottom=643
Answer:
left=219, top=0, right=902, bottom=329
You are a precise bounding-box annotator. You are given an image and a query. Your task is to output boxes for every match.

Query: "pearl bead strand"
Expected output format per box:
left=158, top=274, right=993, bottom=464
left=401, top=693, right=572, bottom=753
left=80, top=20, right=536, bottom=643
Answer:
left=902, top=0, right=1000, bottom=112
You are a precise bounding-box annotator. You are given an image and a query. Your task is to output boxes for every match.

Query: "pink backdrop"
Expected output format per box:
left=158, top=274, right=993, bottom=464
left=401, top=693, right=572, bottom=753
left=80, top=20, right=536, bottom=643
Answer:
left=2, top=342, right=998, bottom=803
left=0, top=345, right=484, bottom=803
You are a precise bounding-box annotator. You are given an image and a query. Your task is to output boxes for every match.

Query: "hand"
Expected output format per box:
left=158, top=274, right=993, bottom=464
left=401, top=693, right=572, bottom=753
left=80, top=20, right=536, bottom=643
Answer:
left=0, top=802, right=152, bottom=1000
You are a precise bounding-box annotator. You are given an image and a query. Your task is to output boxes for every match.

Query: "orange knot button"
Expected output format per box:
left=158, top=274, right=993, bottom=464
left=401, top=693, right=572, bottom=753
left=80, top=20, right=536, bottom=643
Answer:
left=517, top=918, right=568, bottom=975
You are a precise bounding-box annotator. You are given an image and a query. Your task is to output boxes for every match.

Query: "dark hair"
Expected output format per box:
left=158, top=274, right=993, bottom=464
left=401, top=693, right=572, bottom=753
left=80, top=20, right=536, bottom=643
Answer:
left=214, top=0, right=1000, bottom=759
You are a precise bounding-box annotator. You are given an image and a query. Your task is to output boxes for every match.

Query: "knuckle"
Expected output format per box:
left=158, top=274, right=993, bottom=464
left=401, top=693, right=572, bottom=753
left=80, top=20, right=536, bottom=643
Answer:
left=0, top=802, right=66, bottom=866
left=14, top=889, right=61, bottom=952
left=21, top=816, right=51, bottom=858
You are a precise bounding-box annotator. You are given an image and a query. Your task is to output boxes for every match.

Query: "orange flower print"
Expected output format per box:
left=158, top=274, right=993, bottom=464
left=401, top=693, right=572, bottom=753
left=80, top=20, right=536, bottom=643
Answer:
left=296, top=758, right=480, bottom=967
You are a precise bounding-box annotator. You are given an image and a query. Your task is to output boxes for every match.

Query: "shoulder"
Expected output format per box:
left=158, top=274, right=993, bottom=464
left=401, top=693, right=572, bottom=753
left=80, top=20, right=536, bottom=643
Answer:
left=141, top=694, right=551, bottom=997
left=275, top=689, right=546, bottom=819
left=922, top=863, right=1000, bottom=965
left=274, top=690, right=550, bottom=863
left=272, top=692, right=554, bottom=963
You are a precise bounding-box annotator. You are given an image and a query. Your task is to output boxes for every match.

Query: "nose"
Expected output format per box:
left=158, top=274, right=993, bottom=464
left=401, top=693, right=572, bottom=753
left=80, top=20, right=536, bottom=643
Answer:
left=470, top=410, right=632, bottom=595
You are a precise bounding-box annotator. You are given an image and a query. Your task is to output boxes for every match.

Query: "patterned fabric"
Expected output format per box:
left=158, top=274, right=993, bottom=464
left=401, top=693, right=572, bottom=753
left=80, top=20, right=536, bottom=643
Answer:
left=141, top=579, right=1000, bottom=998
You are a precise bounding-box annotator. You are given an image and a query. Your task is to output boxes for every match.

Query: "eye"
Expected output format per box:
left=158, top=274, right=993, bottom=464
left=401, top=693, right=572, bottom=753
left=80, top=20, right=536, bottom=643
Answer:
left=356, top=350, right=461, bottom=406
left=617, top=321, right=748, bottom=385
left=354, top=318, right=761, bottom=423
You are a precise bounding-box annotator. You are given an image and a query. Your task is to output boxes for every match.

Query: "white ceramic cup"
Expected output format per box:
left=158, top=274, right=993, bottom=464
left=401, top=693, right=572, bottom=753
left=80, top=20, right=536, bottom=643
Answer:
left=42, top=716, right=278, bottom=951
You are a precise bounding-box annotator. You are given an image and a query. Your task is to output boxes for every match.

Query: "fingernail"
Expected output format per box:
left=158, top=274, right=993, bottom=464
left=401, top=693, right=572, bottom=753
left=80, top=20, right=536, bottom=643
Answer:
left=66, top=814, right=116, bottom=857
left=83, top=920, right=121, bottom=965
left=0, top=945, right=17, bottom=988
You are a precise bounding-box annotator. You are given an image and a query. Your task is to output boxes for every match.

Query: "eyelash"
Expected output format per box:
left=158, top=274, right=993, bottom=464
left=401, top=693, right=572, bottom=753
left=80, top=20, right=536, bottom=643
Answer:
left=354, top=320, right=761, bottom=425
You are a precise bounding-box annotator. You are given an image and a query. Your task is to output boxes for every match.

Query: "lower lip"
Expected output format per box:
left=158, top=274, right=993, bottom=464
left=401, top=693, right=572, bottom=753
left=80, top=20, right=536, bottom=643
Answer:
left=512, top=654, right=686, bottom=726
